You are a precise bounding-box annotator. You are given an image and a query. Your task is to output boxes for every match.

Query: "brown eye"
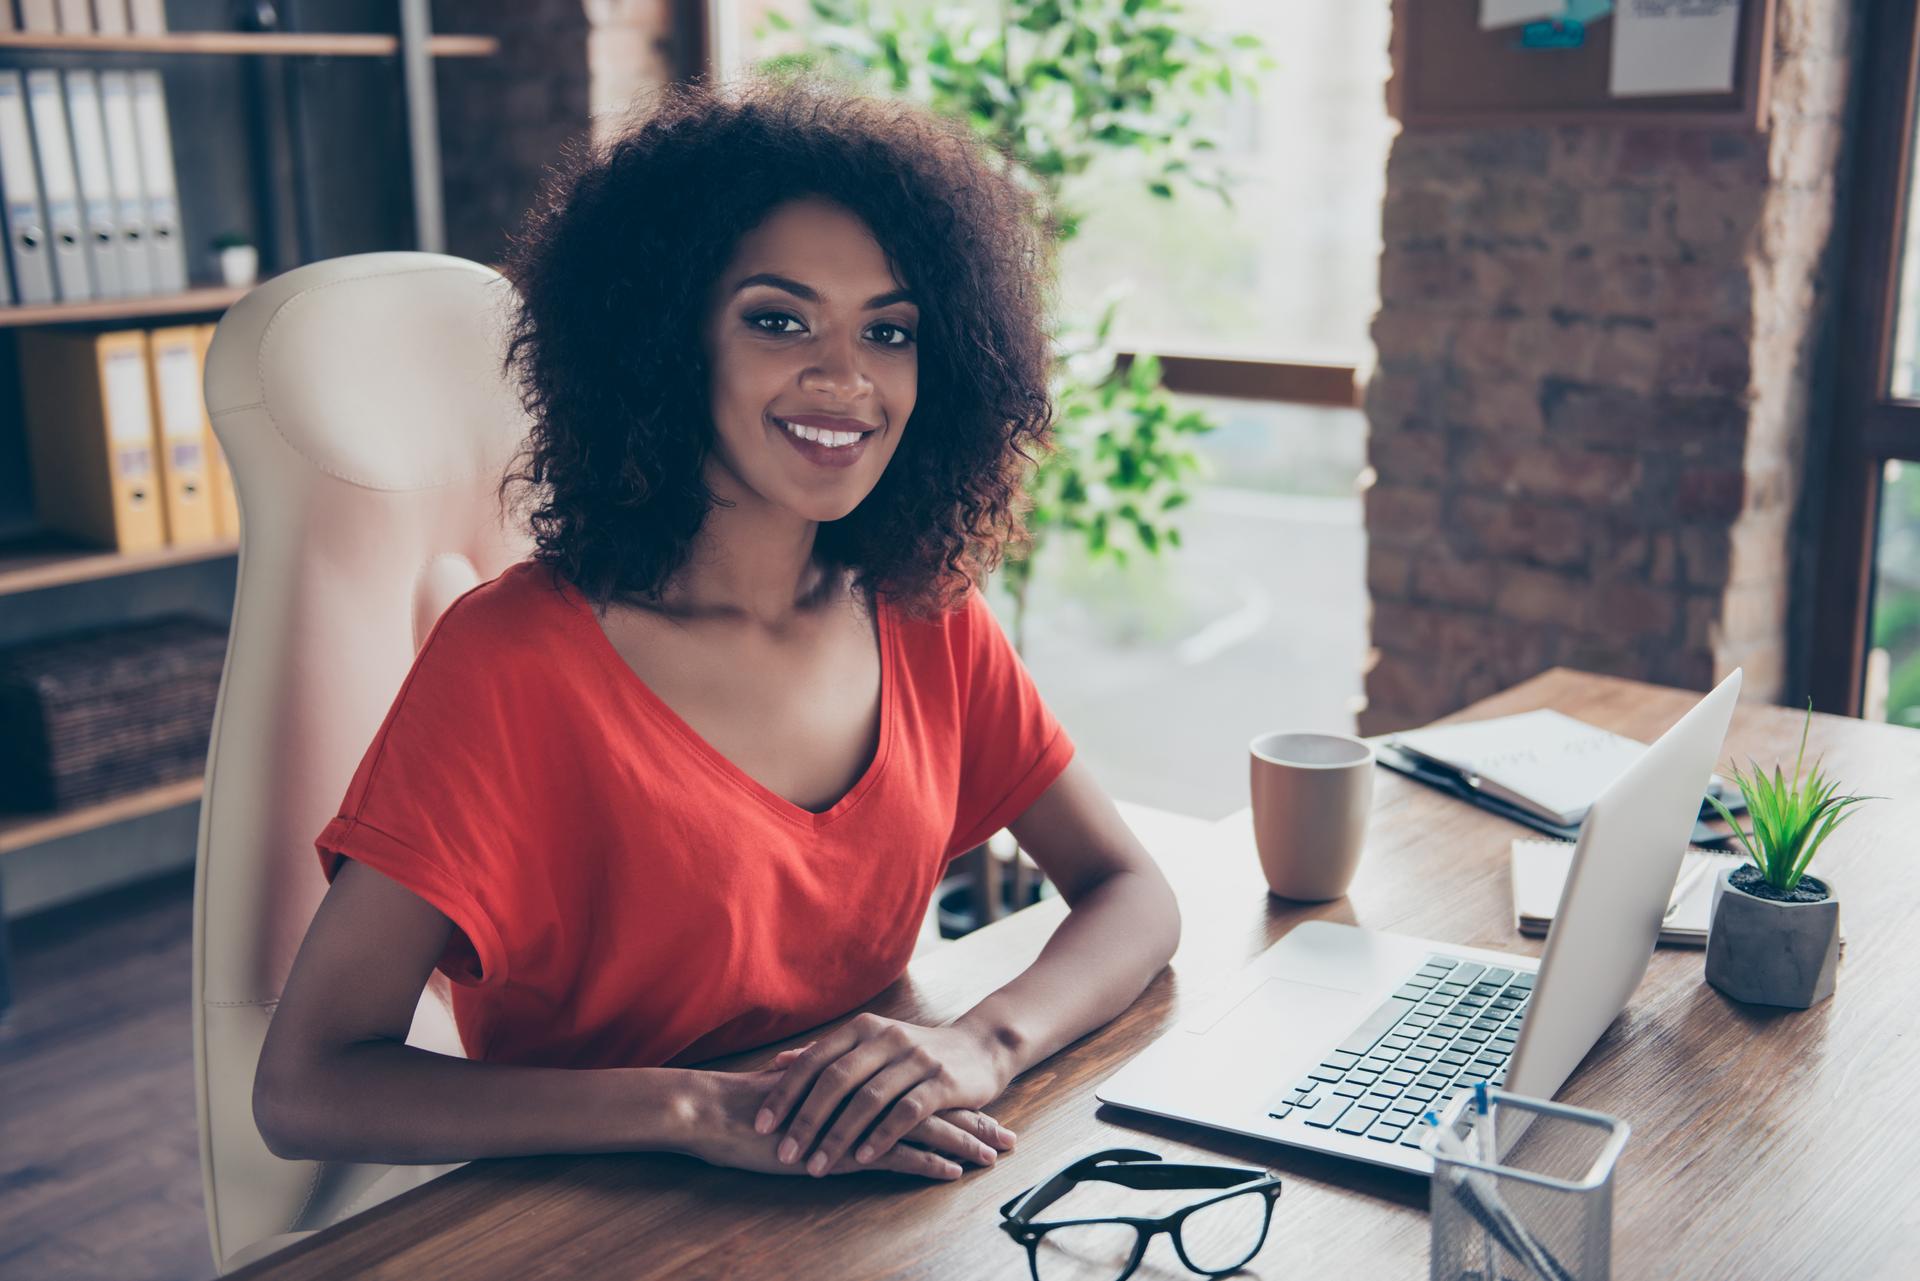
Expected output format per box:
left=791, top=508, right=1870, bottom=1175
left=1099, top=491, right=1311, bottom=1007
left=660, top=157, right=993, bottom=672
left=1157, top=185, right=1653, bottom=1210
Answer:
left=747, top=311, right=803, bottom=334
left=869, top=322, right=914, bottom=347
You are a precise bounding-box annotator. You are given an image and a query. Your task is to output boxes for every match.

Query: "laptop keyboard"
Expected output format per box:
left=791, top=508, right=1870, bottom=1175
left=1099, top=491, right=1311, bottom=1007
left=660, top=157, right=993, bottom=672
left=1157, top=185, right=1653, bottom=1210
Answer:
left=1265, top=955, right=1532, bottom=1150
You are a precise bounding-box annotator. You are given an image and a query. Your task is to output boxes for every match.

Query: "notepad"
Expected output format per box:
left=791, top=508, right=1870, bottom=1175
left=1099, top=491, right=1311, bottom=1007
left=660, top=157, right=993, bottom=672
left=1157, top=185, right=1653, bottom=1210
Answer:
left=1390, top=709, right=1734, bottom=829
left=1510, top=838, right=1740, bottom=947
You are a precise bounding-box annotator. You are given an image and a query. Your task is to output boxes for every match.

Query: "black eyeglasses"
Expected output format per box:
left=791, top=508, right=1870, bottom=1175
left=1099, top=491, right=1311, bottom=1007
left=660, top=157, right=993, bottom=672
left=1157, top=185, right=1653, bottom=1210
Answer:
left=997, top=1148, right=1283, bottom=1281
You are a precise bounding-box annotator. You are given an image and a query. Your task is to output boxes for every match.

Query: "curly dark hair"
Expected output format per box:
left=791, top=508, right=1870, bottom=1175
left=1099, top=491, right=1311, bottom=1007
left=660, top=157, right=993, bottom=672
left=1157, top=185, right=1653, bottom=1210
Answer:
left=495, top=73, right=1059, bottom=623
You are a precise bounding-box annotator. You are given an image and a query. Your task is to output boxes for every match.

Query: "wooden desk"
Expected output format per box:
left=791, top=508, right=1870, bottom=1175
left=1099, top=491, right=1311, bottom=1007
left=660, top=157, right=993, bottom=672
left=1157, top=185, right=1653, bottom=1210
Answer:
left=230, top=670, right=1920, bottom=1279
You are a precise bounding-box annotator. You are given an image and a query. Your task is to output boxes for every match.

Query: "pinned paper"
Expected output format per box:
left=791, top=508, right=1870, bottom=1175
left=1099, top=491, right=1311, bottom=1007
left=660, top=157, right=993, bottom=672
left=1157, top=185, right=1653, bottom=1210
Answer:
left=1520, top=20, right=1586, bottom=49
left=1480, top=0, right=1564, bottom=28
left=1610, top=0, right=1741, bottom=96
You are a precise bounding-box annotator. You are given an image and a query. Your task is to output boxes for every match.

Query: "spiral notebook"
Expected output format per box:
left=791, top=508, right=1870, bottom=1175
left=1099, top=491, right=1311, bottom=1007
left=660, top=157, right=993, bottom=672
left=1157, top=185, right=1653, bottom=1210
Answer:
left=1510, top=837, right=1741, bottom=946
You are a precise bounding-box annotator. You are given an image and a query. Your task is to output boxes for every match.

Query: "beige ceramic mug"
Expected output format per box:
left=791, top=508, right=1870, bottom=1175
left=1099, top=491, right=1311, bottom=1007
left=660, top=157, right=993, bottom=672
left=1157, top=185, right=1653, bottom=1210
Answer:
left=1249, top=731, right=1375, bottom=901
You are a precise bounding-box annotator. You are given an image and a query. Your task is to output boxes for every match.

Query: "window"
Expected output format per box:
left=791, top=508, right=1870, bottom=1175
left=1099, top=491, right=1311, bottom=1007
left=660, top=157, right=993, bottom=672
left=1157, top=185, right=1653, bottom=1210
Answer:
left=706, top=1, right=1388, bottom=817
left=1813, top=1, right=1920, bottom=715
left=989, top=396, right=1367, bottom=819
left=1056, top=1, right=1392, bottom=365
left=1866, top=460, right=1920, bottom=726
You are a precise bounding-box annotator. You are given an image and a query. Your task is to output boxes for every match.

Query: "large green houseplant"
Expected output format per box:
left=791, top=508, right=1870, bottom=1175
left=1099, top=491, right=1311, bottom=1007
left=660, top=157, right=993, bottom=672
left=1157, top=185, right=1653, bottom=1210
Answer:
left=1702, top=705, right=1875, bottom=1008
left=755, top=0, right=1269, bottom=654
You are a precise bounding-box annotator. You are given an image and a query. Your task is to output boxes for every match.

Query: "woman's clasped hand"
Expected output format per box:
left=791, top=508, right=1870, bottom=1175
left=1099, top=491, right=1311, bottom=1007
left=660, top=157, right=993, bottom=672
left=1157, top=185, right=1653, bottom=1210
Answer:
left=687, top=1029, right=1021, bottom=1183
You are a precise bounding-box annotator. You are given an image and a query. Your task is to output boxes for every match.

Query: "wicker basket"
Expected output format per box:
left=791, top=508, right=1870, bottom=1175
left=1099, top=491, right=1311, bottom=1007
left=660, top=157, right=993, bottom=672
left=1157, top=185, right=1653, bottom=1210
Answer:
left=0, top=615, right=229, bottom=813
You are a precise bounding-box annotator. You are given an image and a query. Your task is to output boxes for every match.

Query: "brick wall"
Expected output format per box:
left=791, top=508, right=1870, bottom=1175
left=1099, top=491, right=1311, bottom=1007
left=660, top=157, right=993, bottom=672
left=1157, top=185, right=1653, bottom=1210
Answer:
left=1360, top=0, right=1859, bottom=733
left=434, top=1, right=688, bottom=267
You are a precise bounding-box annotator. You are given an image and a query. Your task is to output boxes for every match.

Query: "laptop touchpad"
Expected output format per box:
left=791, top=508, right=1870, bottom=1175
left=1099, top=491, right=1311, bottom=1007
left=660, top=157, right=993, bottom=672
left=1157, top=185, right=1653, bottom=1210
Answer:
left=1192, top=976, right=1367, bottom=1058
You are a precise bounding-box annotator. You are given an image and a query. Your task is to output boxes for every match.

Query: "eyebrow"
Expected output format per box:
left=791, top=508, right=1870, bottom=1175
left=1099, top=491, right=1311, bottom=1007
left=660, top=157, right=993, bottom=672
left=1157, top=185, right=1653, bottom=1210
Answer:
left=731, top=272, right=916, bottom=310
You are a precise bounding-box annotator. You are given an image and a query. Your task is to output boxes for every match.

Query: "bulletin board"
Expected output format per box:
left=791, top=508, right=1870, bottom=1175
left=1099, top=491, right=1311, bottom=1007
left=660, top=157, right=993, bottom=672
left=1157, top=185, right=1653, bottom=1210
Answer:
left=1390, top=0, right=1775, bottom=130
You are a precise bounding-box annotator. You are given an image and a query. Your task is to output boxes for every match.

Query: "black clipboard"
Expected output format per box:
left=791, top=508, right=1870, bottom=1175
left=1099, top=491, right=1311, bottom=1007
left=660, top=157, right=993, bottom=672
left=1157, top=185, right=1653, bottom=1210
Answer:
left=1371, top=739, right=1739, bottom=849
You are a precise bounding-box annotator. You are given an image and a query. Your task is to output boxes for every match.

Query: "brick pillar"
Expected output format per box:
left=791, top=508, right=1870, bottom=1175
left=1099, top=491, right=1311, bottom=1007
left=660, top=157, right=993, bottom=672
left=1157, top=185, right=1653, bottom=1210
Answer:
left=434, top=1, right=688, bottom=267
left=1359, top=0, right=1857, bottom=733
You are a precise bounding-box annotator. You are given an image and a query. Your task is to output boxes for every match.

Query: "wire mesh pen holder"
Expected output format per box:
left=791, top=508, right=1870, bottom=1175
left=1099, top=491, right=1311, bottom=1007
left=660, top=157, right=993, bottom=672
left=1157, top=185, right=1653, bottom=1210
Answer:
left=1421, top=1090, right=1630, bottom=1281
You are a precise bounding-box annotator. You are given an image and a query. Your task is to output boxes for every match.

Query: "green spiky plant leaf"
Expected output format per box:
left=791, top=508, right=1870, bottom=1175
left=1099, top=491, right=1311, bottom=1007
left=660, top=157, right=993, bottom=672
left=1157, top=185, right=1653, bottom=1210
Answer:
left=1704, top=703, right=1877, bottom=894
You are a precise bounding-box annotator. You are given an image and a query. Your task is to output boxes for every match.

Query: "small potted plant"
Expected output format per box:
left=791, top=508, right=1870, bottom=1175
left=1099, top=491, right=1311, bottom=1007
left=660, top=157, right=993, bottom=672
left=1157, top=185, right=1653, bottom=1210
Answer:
left=1703, top=705, right=1874, bottom=1008
left=212, top=231, right=258, bottom=288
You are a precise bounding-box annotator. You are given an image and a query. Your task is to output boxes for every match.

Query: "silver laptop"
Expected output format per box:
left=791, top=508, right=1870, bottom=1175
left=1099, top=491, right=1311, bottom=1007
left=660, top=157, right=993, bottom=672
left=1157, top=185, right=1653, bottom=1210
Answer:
left=1095, top=669, right=1743, bottom=1175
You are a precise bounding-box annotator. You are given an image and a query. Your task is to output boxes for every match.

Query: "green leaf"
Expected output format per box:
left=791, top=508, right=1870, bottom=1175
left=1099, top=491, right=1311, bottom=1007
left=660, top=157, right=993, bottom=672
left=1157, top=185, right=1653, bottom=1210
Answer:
left=1712, top=704, right=1877, bottom=890
left=1128, top=350, right=1162, bottom=393
left=1706, top=793, right=1762, bottom=874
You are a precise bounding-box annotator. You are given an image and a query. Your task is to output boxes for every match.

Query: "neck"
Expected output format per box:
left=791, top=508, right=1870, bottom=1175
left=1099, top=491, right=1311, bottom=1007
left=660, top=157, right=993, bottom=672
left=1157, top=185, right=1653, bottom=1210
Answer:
left=650, top=483, right=840, bottom=631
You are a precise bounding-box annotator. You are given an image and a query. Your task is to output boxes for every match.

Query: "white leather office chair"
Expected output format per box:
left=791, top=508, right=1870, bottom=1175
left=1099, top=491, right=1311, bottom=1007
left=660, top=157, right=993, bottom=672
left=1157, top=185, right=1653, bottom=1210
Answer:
left=191, top=252, right=533, bottom=1273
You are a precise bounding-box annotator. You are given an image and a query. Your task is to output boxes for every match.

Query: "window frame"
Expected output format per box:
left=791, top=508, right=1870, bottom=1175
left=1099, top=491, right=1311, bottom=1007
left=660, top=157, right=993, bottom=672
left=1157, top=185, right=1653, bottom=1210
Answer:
left=1811, top=0, right=1920, bottom=714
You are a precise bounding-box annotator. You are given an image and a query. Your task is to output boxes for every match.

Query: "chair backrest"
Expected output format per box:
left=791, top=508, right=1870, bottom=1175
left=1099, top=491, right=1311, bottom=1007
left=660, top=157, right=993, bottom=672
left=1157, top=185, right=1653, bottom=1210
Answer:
left=191, top=252, right=533, bottom=1272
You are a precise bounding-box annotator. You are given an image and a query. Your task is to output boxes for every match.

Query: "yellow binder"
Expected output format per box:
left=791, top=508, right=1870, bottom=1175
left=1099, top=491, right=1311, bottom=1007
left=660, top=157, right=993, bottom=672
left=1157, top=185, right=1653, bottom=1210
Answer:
left=16, top=326, right=167, bottom=553
left=193, top=322, right=241, bottom=541
left=146, top=325, right=220, bottom=546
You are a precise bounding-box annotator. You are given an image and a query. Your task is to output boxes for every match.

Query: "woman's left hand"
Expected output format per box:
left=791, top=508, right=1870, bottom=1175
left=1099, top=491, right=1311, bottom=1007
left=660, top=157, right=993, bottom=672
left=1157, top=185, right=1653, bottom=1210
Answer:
left=752, top=1014, right=1010, bottom=1176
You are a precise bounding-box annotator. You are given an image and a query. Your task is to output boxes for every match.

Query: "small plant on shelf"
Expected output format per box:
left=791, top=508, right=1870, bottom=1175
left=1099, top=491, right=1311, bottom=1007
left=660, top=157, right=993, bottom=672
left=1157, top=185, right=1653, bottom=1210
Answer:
left=211, top=231, right=258, bottom=288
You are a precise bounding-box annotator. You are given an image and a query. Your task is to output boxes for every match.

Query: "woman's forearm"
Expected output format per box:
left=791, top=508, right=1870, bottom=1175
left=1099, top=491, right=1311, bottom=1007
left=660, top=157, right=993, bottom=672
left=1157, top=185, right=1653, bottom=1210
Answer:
left=255, top=1038, right=703, bottom=1166
left=953, top=866, right=1181, bottom=1088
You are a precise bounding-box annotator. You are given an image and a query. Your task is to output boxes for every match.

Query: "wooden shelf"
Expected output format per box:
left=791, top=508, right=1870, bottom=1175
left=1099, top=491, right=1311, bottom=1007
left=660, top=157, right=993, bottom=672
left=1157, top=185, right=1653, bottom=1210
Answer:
left=0, top=776, right=203, bottom=857
left=0, top=284, right=249, bottom=328
left=0, top=32, right=498, bottom=57
left=0, top=535, right=237, bottom=598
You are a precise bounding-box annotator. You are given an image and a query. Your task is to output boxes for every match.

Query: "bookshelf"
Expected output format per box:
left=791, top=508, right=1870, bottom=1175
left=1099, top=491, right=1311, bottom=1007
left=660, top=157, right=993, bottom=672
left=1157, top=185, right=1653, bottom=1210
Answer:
left=0, top=282, right=247, bottom=326
left=0, top=9, right=493, bottom=909
left=0, top=532, right=238, bottom=597
left=0, top=776, right=203, bottom=857
left=0, top=31, right=498, bottom=57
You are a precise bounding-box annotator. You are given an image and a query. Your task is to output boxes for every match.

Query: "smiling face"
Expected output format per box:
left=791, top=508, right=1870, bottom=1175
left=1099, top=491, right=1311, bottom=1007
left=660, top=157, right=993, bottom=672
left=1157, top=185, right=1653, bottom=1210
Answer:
left=700, top=196, right=919, bottom=525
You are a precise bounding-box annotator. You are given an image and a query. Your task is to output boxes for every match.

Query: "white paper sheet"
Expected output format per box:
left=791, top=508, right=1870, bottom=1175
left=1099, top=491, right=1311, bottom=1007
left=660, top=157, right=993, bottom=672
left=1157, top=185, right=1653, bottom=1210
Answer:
left=1609, top=0, right=1741, bottom=97
left=1480, top=0, right=1566, bottom=29
left=1390, top=709, right=1649, bottom=827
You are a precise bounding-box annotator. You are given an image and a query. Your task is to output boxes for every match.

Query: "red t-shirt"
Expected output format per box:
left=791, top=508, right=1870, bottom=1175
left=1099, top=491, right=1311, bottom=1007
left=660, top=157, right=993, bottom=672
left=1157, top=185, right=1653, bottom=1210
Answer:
left=313, top=560, right=1073, bottom=1069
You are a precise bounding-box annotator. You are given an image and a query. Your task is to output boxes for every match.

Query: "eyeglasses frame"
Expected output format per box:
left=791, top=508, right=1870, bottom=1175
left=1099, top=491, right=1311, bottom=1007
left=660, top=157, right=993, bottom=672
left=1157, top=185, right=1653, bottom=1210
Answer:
left=996, top=1148, right=1284, bottom=1281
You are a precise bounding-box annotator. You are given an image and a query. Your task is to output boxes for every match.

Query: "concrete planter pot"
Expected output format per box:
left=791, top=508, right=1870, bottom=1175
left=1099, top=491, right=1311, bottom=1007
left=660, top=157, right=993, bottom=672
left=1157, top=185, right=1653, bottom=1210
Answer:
left=1703, top=865, right=1838, bottom=1009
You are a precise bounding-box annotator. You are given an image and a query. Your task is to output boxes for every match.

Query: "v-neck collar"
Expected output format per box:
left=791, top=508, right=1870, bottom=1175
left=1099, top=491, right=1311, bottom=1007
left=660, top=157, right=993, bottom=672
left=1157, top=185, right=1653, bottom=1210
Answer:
left=559, top=572, right=896, bottom=831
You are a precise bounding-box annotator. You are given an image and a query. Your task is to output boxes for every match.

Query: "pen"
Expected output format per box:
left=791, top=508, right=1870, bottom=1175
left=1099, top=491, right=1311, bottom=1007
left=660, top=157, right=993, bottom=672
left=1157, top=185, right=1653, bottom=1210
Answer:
left=1424, top=1108, right=1575, bottom=1281
left=1474, top=1083, right=1496, bottom=1281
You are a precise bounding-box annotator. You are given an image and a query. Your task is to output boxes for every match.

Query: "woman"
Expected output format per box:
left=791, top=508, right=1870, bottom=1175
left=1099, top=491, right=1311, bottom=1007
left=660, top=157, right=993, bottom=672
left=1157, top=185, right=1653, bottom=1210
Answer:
left=254, top=75, right=1181, bottom=1185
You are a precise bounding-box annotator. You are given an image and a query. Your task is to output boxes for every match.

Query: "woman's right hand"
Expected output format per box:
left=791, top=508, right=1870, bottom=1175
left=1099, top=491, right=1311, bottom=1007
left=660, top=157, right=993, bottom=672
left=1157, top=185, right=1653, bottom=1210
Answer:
left=678, top=1046, right=1016, bottom=1181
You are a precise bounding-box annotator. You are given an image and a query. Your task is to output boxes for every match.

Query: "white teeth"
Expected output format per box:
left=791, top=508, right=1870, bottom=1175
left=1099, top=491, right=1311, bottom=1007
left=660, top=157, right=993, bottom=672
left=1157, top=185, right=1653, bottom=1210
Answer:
left=779, top=419, right=862, bottom=448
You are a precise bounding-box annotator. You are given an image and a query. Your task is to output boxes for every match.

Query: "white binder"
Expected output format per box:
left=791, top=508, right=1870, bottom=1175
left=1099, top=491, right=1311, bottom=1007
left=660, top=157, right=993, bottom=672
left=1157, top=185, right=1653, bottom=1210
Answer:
left=18, top=1, right=60, bottom=34
left=128, top=0, right=166, bottom=35
left=129, top=70, right=186, bottom=293
left=0, top=71, right=55, bottom=306
left=92, top=1, right=132, bottom=35
left=96, top=70, right=154, bottom=296
left=61, top=70, right=124, bottom=298
left=55, top=0, right=92, bottom=33
left=24, top=69, right=93, bottom=301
